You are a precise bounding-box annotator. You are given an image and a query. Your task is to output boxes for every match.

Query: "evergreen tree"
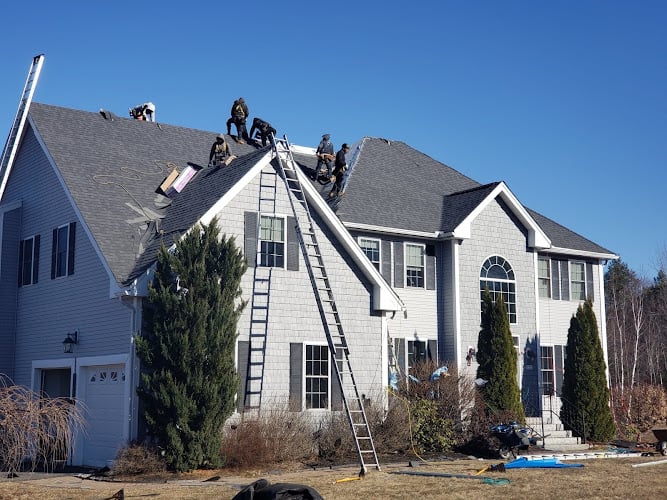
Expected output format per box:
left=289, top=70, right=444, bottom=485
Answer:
left=476, top=289, right=525, bottom=420
left=560, top=300, right=616, bottom=442
left=135, top=218, right=247, bottom=471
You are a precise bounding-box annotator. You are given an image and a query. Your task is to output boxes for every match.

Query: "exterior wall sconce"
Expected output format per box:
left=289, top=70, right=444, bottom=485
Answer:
left=62, top=331, right=78, bottom=353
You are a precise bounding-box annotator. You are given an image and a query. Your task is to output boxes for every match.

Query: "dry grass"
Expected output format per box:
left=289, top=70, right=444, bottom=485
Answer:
left=0, top=375, right=85, bottom=474
left=1, top=455, right=666, bottom=499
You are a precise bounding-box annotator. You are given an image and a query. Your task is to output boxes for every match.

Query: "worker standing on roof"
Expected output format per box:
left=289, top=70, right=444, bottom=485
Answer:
left=226, top=97, right=249, bottom=144
left=129, top=102, right=155, bottom=122
left=209, top=134, right=233, bottom=167
left=315, top=134, right=335, bottom=180
left=328, top=143, right=351, bottom=198
left=249, top=117, right=276, bottom=147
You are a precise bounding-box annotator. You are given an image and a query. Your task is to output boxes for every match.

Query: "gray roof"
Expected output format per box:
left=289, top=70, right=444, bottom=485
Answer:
left=28, top=103, right=266, bottom=285
left=296, top=137, right=614, bottom=255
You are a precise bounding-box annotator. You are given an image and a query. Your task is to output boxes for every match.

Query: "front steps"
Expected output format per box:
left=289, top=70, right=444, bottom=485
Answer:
left=525, top=417, right=590, bottom=452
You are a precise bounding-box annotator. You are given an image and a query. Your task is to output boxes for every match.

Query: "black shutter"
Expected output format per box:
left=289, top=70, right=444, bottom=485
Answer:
left=560, top=260, right=569, bottom=301
left=381, top=239, right=391, bottom=281
left=237, top=341, right=249, bottom=411
left=551, top=258, right=560, bottom=300
left=289, top=343, right=302, bottom=412
left=18, top=239, right=24, bottom=286
left=425, top=244, right=436, bottom=290
left=244, top=211, right=257, bottom=267
left=67, top=222, right=76, bottom=276
left=586, top=262, right=594, bottom=301
left=331, top=349, right=343, bottom=411
left=286, top=216, right=299, bottom=271
left=428, top=339, right=438, bottom=362
left=394, top=242, right=404, bottom=288
left=51, top=228, right=57, bottom=279
left=33, top=234, right=40, bottom=284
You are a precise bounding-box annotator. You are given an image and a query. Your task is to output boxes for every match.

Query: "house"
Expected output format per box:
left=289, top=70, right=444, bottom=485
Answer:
left=0, top=103, right=616, bottom=467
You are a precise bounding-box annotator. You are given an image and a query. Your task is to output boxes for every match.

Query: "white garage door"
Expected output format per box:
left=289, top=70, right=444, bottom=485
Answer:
left=81, top=364, right=126, bottom=467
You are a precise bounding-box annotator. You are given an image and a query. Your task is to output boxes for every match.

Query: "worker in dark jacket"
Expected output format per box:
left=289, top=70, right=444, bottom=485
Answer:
left=315, top=134, right=335, bottom=179
left=249, top=117, right=276, bottom=146
left=226, top=97, right=249, bottom=143
left=329, top=143, right=350, bottom=198
left=209, top=134, right=233, bottom=167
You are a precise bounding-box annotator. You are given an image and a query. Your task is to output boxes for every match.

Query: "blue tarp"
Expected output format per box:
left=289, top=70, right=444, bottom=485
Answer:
left=504, top=457, right=584, bottom=469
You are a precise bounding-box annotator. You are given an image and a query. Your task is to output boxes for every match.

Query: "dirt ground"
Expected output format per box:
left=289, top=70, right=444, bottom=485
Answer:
left=1, top=452, right=666, bottom=500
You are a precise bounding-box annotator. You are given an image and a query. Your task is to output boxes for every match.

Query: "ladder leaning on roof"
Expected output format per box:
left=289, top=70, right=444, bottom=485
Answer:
left=0, top=54, right=45, bottom=200
left=269, top=133, right=380, bottom=475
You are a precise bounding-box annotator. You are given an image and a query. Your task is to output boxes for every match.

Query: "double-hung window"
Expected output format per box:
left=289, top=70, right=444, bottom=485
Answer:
left=51, top=222, right=76, bottom=279
left=405, top=243, right=425, bottom=288
left=359, top=237, right=380, bottom=270
left=407, top=340, right=427, bottom=374
left=305, top=344, right=329, bottom=409
left=259, top=215, right=285, bottom=268
left=540, top=345, right=554, bottom=396
left=538, top=257, right=551, bottom=298
left=18, top=235, right=40, bottom=286
left=570, top=261, right=586, bottom=301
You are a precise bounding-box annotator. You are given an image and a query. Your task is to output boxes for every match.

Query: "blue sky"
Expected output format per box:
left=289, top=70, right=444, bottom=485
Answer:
left=1, top=1, right=665, bottom=276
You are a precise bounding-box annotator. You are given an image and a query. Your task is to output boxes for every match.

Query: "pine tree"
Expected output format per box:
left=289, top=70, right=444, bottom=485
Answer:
left=560, top=300, right=616, bottom=442
left=135, top=217, right=247, bottom=471
left=476, top=289, right=525, bottom=420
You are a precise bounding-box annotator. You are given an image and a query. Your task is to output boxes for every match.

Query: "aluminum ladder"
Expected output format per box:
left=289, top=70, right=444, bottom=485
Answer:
left=0, top=54, right=45, bottom=199
left=243, top=168, right=280, bottom=412
left=269, top=134, right=380, bottom=474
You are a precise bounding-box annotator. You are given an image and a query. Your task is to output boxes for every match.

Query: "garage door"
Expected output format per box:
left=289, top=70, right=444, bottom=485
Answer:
left=81, top=364, right=126, bottom=467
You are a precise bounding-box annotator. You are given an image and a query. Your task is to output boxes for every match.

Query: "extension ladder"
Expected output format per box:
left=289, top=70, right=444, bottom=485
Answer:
left=270, top=134, right=380, bottom=474
left=0, top=54, right=45, bottom=199
left=243, top=168, right=280, bottom=412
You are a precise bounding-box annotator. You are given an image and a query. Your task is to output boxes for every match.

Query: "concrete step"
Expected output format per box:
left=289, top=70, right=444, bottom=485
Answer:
left=543, top=436, right=582, bottom=445
left=540, top=443, right=591, bottom=452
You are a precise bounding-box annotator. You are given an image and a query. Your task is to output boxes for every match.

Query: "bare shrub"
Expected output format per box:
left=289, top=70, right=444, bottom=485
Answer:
left=367, top=397, right=411, bottom=455
left=112, top=443, right=167, bottom=476
left=221, top=406, right=316, bottom=467
left=313, top=411, right=356, bottom=464
left=0, top=374, right=84, bottom=473
left=612, top=384, right=667, bottom=440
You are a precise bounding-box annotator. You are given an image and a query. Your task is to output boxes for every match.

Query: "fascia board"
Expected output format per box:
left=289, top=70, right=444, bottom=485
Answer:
left=343, top=221, right=441, bottom=239
left=541, top=246, right=619, bottom=261
left=453, top=182, right=551, bottom=249
left=29, top=119, right=124, bottom=298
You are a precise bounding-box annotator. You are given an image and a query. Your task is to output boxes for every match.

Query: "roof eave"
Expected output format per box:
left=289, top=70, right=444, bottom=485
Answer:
left=541, top=246, right=619, bottom=261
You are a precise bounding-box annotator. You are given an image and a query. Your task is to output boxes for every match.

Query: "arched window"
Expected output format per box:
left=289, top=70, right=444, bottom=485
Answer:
left=480, top=256, right=517, bottom=323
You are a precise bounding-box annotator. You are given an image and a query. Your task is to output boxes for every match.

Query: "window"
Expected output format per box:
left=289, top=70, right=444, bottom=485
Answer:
left=541, top=345, right=554, bottom=396
left=570, top=261, right=586, bottom=301
left=407, top=340, right=427, bottom=373
left=305, top=344, right=329, bottom=409
left=259, top=215, right=284, bottom=268
left=51, top=222, right=76, bottom=279
left=359, top=237, right=380, bottom=270
left=405, top=244, right=425, bottom=288
left=480, top=256, right=517, bottom=323
left=18, top=235, right=40, bottom=286
left=538, top=257, right=551, bottom=298
left=512, top=335, right=520, bottom=358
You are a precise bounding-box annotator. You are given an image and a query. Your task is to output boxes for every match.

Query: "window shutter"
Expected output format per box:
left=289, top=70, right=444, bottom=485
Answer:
left=244, top=211, right=257, bottom=267
left=33, top=235, right=40, bottom=284
left=286, top=216, right=299, bottom=271
left=51, top=228, right=57, bottom=279
left=586, top=262, right=594, bottom=302
left=393, top=242, right=404, bottom=288
left=237, top=341, right=249, bottom=411
left=551, top=258, right=560, bottom=300
left=559, top=260, right=569, bottom=301
left=381, top=239, right=391, bottom=282
left=428, top=339, right=438, bottom=362
left=554, top=345, right=564, bottom=395
left=425, top=244, right=436, bottom=290
left=18, top=239, right=24, bottom=286
left=289, top=343, right=303, bottom=412
left=331, top=349, right=343, bottom=411
left=67, top=222, right=76, bottom=276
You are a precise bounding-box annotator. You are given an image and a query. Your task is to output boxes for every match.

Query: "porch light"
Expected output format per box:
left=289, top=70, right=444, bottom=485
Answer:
left=62, top=331, right=78, bottom=353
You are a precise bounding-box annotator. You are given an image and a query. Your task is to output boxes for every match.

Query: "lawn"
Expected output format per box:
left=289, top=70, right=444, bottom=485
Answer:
left=1, top=455, right=665, bottom=499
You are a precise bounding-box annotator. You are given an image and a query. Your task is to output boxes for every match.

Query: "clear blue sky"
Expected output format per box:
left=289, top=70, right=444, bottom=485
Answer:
left=2, top=1, right=665, bottom=277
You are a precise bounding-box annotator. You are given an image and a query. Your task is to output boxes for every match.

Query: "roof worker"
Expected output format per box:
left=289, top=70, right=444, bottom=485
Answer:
left=208, top=133, right=234, bottom=168
left=315, top=133, right=335, bottom=180
left=226, top=97, right=249, bottom=144
left=328, top=143, right=351, bottom=198
left=129, top=102, right=156, bottom=122
left=249, top=117, right=276, bottom=147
